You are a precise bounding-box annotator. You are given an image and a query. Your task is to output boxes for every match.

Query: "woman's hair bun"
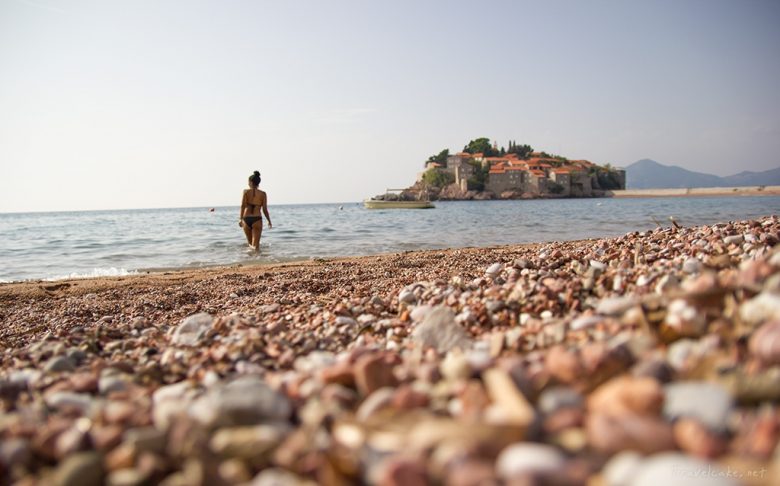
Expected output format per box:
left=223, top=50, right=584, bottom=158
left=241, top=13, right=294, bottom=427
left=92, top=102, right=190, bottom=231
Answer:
left=253, top=171, right=260, bottom=177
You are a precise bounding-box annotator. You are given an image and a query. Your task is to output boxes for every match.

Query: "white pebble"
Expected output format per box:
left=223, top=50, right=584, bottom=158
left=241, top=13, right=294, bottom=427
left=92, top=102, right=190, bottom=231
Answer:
left=496, top=443, right=565, bottom=478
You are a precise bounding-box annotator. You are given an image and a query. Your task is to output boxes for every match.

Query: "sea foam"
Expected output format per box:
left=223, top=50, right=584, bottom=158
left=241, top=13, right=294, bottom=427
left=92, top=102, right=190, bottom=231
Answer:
left=43, top=267, right=139, bottom=282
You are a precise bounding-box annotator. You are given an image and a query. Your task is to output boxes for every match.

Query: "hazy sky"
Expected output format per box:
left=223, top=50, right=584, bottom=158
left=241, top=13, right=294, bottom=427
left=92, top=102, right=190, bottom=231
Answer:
left=2, top=0, right=779, bottom=212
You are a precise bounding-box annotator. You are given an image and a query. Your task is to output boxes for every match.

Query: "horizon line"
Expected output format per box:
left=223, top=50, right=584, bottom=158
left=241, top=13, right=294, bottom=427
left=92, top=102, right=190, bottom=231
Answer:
left=0, top=201, right=365, bottom=216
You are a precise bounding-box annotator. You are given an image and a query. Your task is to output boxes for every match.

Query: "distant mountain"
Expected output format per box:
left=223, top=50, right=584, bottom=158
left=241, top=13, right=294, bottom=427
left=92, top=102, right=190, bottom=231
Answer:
left=624, top=159, right=780, bottom=189
left=723, top=167, right=780, bottom=187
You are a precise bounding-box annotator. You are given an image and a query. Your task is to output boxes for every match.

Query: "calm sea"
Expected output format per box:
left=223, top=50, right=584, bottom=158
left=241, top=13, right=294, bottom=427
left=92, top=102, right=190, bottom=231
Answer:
left=1, top=196, right=779, bottom=282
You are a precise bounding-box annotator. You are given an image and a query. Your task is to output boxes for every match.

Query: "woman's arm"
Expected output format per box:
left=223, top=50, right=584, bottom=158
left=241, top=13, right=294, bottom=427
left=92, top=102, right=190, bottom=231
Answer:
left=262, top=193, right=272, bottom=228
left=239, top=190, right=247, bottom=225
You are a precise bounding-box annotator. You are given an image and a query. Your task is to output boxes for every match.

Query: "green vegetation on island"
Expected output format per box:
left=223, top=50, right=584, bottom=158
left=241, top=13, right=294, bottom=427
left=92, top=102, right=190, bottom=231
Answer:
left=421, top=169, right=454, bottom=187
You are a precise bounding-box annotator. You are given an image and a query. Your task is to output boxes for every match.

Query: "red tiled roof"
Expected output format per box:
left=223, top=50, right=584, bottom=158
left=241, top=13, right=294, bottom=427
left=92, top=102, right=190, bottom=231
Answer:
left=489, top=161, right=506, bottom=174
left=529, top=170, right=545, bottom=176
left=571, top=159, right=595, bottom=167
left=526, top=157, right=551, bottom=165
left=565, top=166, right=587, bottom=173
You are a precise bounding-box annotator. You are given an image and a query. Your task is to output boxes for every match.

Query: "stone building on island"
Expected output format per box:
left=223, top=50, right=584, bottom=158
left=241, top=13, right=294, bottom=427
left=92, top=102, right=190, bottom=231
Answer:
left=445, top=152, right=476, bottom=191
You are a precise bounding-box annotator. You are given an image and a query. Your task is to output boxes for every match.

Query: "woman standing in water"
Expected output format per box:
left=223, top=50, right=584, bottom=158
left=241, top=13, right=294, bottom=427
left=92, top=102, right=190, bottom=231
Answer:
left=239, top=171, right=272, bottom=251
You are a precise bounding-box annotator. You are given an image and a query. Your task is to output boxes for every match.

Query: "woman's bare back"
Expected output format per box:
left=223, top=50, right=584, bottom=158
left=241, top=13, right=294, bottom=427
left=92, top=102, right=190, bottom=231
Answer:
left=243, top=188, right=266, bottom=217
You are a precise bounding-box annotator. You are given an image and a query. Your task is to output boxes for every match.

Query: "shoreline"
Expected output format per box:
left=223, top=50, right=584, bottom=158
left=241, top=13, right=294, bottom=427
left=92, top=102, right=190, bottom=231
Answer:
left=1, top=217, right=779, bottom=484
left=0, top=243, right=542, bottom=306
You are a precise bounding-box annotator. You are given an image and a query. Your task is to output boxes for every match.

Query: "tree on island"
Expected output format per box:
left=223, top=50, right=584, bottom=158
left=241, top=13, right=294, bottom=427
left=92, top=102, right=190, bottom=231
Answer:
left=422, top=168, right=455, bottom=188
left=467, top=161, right=490, bottom=191
left=425, top=149, right=449, bottom=167
left=548, top=182, right=565, bottom=194
left=463, top=137, right=500, bottom=157
left=463, top=138, right=535, bottom=159
left=507, top=140, right=533, bottom=159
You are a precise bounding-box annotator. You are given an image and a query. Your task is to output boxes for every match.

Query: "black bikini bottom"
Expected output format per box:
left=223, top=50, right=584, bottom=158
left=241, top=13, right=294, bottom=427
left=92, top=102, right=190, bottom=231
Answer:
left=243, top=216, right=262, bottom=228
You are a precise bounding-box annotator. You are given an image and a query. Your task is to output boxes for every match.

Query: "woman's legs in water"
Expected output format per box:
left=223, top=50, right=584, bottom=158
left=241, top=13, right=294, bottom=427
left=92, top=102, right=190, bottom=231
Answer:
left=251, top=222, right=262, bottom=251
left=242, top=221, right=253, bottom=245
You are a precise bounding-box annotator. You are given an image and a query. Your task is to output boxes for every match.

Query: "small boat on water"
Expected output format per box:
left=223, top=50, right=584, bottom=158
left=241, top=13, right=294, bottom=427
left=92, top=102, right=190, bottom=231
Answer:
left=363, top=199, right=435, bottom=209
left=363, top=188, right=435, bottom=209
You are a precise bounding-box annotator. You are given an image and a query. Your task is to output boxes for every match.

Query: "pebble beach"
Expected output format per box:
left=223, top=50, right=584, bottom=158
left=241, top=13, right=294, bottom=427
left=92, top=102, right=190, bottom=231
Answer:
left=2, top=216, right=780, bottom=485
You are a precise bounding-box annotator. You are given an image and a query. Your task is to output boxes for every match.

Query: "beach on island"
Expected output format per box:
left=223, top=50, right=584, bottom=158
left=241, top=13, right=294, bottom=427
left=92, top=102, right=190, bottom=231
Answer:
left=1, top=216, right=780, bottom=485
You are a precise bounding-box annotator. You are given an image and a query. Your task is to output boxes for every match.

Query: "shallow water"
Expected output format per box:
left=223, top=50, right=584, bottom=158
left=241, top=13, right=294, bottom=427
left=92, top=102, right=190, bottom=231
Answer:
left=1, top=196, right=778, bottom=282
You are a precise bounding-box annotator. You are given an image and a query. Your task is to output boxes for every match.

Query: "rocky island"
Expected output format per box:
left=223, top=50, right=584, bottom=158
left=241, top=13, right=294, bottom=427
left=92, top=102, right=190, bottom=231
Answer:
left=396, top=138, right=626, bottom=202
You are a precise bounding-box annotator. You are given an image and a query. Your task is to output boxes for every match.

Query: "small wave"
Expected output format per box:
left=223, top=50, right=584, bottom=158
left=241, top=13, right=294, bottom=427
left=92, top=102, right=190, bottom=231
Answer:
left=71, top=242, right=107, bottom=250
left=95, top=253, right=141, bottom=261
left=207, top=241, right=235, bottom=249
left=43, top=267, right=139, bottom=281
